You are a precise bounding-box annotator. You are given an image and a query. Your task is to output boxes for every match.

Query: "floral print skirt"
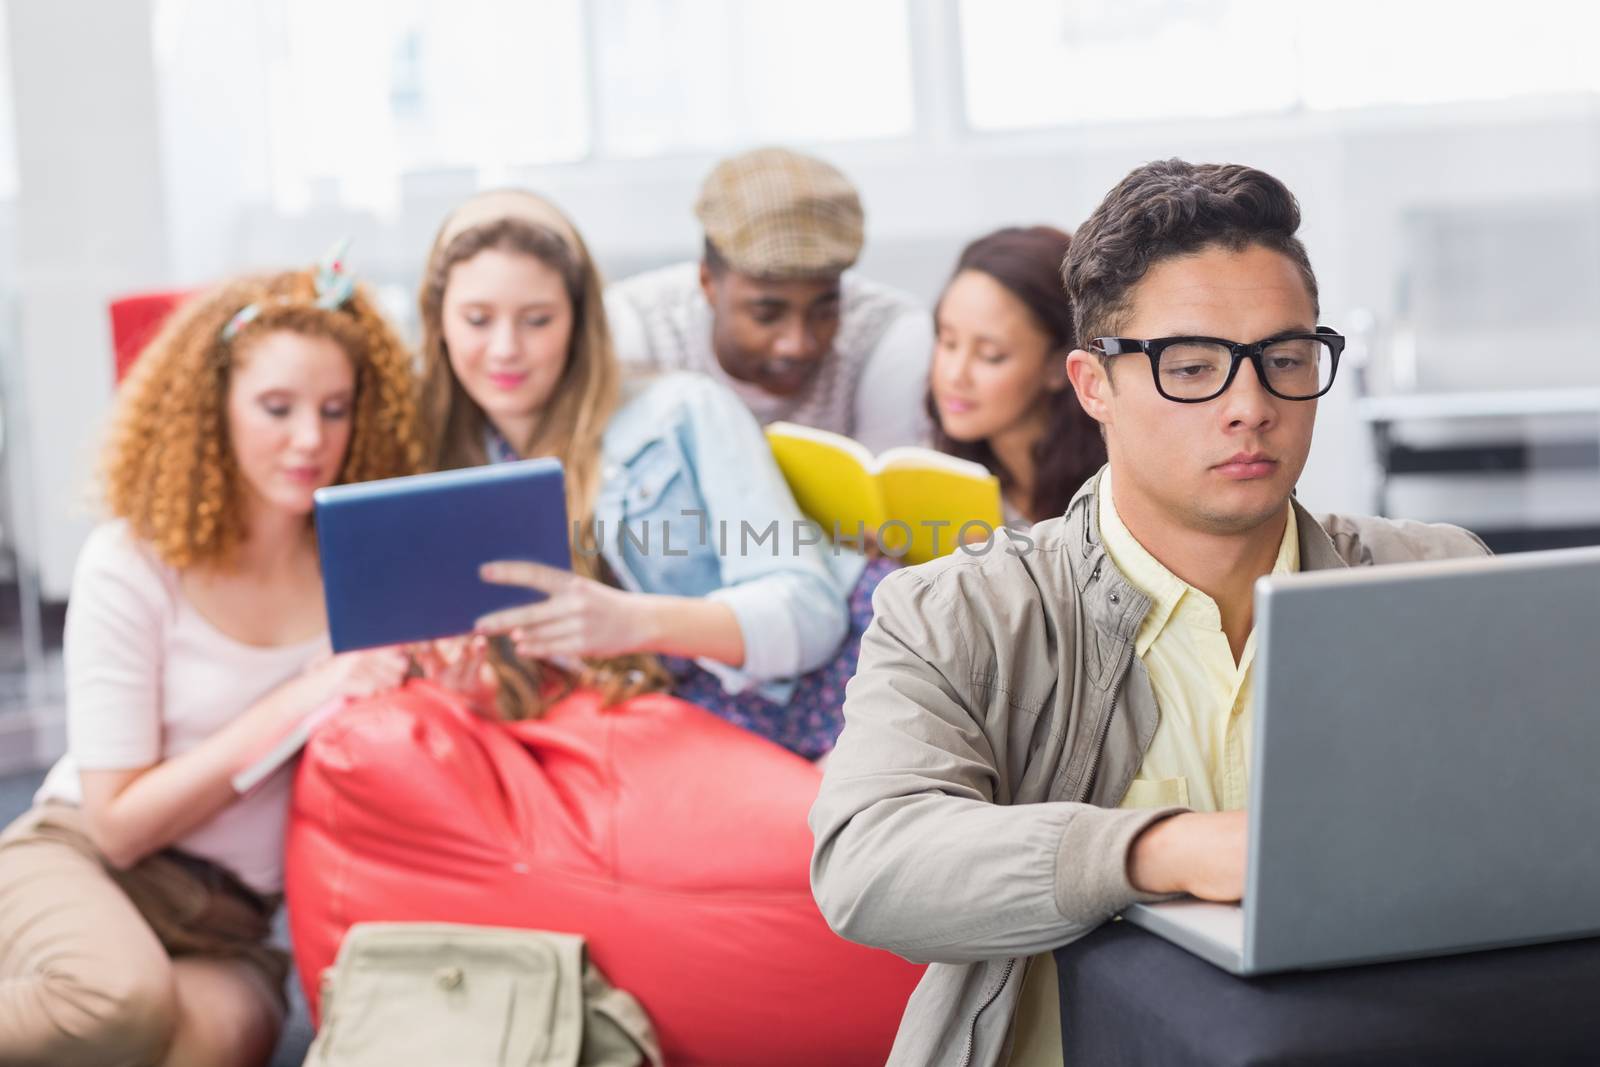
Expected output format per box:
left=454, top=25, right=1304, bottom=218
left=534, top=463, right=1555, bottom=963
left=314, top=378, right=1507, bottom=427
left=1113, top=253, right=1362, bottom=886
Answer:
left=662, top=557, right=897, bottom=760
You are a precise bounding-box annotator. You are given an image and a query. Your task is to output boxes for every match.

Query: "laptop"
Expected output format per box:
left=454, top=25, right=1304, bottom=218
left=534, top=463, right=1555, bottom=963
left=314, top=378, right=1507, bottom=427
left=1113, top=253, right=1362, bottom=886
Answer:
left=1123, top=545, right=1600, bottom=975
left=314, top=458, right=570, bottom=653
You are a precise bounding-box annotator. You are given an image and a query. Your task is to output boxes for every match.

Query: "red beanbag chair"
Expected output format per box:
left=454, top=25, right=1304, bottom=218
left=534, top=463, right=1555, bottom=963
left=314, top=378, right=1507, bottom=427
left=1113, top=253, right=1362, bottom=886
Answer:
left=109, top=289, right=191, bottom=382
left=285, top=681, right=921, bottom=1066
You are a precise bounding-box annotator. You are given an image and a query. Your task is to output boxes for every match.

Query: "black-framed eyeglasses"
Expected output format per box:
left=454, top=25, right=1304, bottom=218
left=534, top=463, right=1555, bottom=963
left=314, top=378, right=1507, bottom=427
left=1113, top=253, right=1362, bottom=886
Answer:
left=1091, top=326, right=1345, bottom=403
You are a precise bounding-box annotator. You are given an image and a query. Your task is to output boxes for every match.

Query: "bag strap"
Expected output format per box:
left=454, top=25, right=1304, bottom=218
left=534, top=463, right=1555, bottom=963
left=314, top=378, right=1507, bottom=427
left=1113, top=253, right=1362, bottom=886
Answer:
left=580, top=956, right=664, bottom=1067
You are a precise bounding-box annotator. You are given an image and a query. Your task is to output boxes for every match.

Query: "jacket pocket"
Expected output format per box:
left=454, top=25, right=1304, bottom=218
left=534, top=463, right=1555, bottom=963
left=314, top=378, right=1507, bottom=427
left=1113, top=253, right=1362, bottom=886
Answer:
left=612, top=436, right=716, bottom=595
left=620, top=437, right=686, bottom=517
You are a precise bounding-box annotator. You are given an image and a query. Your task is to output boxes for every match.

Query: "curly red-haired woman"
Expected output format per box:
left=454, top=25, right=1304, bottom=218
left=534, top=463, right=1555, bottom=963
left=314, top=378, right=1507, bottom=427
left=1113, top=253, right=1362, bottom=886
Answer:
left=0, top=257, right=423, bottom=1067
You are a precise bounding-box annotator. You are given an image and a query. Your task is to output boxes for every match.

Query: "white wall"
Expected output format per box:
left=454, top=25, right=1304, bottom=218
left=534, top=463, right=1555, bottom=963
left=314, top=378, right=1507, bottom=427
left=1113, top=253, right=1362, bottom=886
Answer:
left=6, top=0, right=168, bottom=599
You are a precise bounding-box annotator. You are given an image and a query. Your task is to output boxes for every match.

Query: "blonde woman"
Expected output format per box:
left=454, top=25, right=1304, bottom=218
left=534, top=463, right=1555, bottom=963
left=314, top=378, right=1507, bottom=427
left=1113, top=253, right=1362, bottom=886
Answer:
left=0, top=258, right=423, bottom=1067
left=418, top=190, right=891, bottom=758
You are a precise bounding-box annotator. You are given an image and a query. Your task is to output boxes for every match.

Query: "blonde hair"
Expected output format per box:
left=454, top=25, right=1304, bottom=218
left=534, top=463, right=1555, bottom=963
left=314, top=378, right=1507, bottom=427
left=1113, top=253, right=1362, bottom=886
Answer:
left=102, top=270, right=423, bottom=571
left=419, top=191, right=668, bottom=718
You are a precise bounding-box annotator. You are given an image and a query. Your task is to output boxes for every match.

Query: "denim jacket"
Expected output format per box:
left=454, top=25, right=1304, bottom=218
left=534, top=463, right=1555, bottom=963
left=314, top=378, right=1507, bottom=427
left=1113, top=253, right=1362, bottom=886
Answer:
left=593, top=372, right=864, bottom=703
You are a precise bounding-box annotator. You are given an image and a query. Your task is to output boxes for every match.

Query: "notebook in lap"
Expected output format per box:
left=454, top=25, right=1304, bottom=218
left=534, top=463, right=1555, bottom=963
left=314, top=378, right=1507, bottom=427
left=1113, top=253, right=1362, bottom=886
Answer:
left=314, top=458, right=570, bottom=653
left=1124, top=546, right=1600, bottom=975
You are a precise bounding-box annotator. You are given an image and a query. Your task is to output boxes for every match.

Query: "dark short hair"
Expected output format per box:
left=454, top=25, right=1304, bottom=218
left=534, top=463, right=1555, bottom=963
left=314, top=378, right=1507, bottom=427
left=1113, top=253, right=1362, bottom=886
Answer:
left=927, top=226, right=1106, bottom=522
left=1063, top=160, right=1319, bottom=349
left=702, top=236, right=729, bottom=276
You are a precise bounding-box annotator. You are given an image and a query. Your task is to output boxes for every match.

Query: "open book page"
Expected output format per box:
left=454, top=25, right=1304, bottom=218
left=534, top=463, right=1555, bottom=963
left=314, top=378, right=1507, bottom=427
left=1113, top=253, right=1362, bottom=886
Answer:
left=765, top=422, right=889, bottom=538
left=877, top=454, right=1003, bottom=564
left=766, top=423, right=1004, bottom=565
left=875, top=446, right=995, bottom=478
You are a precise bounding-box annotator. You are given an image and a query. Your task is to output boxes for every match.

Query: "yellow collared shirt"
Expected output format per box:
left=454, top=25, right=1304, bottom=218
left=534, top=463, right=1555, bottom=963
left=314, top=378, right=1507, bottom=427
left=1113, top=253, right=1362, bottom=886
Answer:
left=1101, top=469, right=1299, bottom=813
left=1007, top=473, right=1300, bottom=1067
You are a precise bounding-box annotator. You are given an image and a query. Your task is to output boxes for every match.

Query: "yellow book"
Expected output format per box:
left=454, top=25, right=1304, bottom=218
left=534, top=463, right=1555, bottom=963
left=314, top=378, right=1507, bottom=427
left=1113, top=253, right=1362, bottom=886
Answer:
left=765, top=422, right=1005, bottom=565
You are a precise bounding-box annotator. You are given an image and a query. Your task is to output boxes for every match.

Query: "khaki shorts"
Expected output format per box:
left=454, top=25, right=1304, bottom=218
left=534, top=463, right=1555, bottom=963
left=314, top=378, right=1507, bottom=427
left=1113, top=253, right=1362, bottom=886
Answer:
left=0, top=800, right=290, bottom=1062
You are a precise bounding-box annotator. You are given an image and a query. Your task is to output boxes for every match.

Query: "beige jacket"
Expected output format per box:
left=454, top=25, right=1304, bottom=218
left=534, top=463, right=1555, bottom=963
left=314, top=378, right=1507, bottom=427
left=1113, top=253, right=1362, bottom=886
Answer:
left=809, top=473, right=1489, bottom=1067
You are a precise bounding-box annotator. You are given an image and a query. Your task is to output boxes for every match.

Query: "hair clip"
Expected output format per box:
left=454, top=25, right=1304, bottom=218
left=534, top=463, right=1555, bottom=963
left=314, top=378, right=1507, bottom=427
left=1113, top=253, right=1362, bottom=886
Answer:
left=220, top=303, right=261, bottom=342
left=313, top=237, right=356, bottom=311
left=220, top=237, right=356, bottom=343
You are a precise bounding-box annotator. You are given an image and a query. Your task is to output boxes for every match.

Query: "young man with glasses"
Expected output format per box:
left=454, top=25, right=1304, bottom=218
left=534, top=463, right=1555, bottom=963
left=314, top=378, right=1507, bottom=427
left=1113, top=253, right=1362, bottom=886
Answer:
left=808, top=159, right=1488, bottom=1067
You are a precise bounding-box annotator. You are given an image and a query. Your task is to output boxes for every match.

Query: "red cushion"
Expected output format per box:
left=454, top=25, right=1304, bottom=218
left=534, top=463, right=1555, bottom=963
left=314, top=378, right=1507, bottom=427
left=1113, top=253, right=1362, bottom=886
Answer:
left=285, top=681, right=921, bottom=1066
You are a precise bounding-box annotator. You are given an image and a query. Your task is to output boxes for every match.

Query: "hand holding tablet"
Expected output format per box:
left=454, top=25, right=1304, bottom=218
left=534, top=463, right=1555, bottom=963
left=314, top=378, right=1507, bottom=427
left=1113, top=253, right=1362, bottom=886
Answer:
left=474, top=560, right=654, bottom=659
left=314, top=458, right=571, bottom=652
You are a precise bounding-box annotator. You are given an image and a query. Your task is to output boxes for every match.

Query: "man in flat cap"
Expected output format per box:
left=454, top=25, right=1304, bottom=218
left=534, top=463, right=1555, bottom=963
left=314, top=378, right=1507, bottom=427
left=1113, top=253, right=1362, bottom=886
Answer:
left=607, top=146, right=933, bottom=452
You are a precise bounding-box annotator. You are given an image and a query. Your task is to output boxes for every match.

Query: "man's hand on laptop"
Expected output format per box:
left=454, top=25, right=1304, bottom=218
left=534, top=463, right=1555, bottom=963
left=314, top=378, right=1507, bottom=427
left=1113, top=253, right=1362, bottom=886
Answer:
left=1127, top=811, right=1248, bottom=902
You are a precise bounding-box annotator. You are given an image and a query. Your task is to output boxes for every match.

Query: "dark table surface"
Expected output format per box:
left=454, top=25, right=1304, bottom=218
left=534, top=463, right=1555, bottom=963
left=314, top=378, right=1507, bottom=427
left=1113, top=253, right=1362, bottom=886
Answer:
left=1055, top=919, right=1600, bottom=1066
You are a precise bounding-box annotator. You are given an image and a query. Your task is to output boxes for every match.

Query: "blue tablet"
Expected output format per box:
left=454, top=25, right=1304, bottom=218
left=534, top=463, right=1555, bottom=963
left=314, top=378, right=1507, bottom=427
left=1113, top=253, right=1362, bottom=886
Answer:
left=314, top=458, right=569, bottom=652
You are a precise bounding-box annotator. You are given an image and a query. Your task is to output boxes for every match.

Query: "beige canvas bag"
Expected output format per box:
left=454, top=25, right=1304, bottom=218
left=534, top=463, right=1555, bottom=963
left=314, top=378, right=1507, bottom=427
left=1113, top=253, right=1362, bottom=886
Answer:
left=303, top=922, right=662, bottom=1067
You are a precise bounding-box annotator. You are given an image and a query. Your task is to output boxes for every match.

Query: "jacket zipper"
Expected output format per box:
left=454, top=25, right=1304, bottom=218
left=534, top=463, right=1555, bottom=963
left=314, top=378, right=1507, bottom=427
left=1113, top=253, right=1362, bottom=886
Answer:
left=958, top=955, right=1016, bottom=1067
left=1077, top=555, right=1132, bottom=806
left=959, top=554, right=1133, bottom=1067
left=955, top=656, right=1129, bottom=1065
left=1079, top=657, right=1129, bottom=804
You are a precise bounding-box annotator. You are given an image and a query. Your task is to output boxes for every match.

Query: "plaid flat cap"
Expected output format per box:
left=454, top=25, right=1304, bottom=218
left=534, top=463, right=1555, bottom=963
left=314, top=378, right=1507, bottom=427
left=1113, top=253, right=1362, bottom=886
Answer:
left=694, top=146, right=865, bottom=279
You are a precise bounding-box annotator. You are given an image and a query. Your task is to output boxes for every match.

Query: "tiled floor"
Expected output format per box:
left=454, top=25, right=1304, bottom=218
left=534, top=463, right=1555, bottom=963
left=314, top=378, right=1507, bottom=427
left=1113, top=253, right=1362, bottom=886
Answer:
left=0, top=768, right=315, bottom=1067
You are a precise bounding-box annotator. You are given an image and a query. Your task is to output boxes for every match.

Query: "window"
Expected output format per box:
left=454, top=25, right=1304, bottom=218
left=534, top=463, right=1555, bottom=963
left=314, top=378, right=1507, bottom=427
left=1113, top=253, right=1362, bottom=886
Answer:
left=163, top=0, right=592, bottom=213
left=960, top=0, right=1600, bottom=132
left=1298, top=0, right=1600, bottom=111
left=160, top=0, right=916, bottom=213
left=590, top=0, right=915, bottom=157
left=960, top=0, right=1300, bottom=131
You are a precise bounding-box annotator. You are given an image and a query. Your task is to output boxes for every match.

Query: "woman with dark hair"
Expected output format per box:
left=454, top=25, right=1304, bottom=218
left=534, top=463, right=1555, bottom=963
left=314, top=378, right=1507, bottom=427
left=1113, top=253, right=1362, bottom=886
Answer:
left=927, top=226, right=1106, bottom=525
